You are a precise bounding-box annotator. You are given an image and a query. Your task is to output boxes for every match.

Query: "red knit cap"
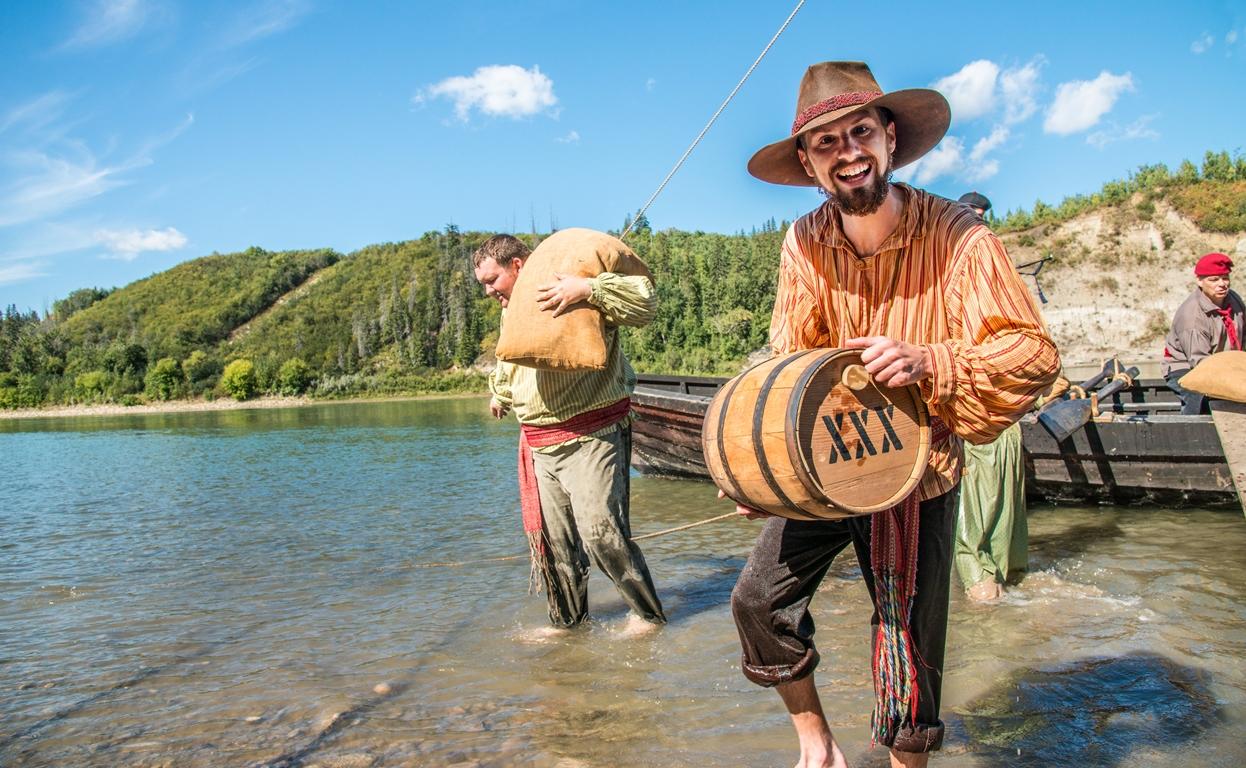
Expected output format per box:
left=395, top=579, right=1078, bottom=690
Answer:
left=1194, top=252, right=1233, bottom=277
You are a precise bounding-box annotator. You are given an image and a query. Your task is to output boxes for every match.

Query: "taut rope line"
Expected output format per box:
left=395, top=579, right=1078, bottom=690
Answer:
left=620, top=0, right=807, bottom=239
left=408, top=511, right=739, bottom=569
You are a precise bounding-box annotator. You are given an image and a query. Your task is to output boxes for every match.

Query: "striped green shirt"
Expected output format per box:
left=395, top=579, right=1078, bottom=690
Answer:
left=490, top=273, right=656, bottom=450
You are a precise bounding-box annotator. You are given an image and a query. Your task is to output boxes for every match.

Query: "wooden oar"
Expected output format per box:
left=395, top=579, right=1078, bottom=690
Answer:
left=1038, top=365, right=1140, bottom=442
left=1037, top=358, right=1117, bottom=413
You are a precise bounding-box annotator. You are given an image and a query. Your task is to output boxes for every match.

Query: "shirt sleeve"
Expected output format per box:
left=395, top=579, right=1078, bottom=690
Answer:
left=769, top=226, right=832, bottom=353
left=488, top=361, right=513, bottom=412
left=918, top=231, right=1061, bottom=444
left=586, top=272, right=657, bottom=328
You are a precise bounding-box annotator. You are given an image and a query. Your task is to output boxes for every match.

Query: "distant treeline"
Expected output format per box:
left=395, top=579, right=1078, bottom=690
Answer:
left=0, top=218, right=786, bottom=409
left=3, top=149, right=1242, bottom=410
left=993, top=149, right=1246, bottom=233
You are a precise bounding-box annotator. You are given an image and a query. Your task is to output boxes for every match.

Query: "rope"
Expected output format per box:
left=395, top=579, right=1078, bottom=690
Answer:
left=407, top=510, right=740, bottom=569
left=620, top=0, right=807, bottom=239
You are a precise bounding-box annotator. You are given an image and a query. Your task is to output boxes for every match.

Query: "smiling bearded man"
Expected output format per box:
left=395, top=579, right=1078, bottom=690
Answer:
left=724, top=61, right=1060, bottom=768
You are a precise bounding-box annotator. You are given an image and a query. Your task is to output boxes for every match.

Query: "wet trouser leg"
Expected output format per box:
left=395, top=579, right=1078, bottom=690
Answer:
left=532, top=426, right=666, bottom=627
left=955, top=422, right=1028, bottom=590
left=731, top=491, right=957, bottom=753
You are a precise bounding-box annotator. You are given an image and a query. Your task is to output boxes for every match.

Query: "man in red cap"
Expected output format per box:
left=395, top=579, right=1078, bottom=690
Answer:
left=1162, top=252, right=1244, bottom=414
left=726, top=61, right=1059, bottom=768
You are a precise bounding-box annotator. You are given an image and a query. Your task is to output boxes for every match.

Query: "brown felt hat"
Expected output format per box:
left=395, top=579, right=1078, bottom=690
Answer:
left=748, top=61, right=951, bottom=187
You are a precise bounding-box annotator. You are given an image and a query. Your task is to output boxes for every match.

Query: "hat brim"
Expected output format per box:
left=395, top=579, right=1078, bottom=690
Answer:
left=747, top=88, right=951, bottom=187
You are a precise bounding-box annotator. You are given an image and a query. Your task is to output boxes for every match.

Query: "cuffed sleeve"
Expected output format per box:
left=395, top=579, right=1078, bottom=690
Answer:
left=926, top=232, right=1060, bottom=445
left=488, top=362, right=513, bottom=411
left=587, top=272, right=657, bottom=328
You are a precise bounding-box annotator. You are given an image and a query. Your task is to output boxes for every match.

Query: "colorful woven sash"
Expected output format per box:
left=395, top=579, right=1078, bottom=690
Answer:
left=868, top=415, right=950, bottom=745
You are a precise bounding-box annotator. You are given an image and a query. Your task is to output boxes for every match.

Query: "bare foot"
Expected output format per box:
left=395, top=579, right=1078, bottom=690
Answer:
left=516, top=625, right=571, bottom=643
left=967, top=579, right=1004, bottom=602
left=793, top=736, right=848, bottom=768
left=618, top=614, right=662, bottom=638
left=889, top=748, right=928, bottom=768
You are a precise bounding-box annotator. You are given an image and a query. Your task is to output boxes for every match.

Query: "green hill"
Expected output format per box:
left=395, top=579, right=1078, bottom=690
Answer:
left=2, top=149, right=1243, bottom=409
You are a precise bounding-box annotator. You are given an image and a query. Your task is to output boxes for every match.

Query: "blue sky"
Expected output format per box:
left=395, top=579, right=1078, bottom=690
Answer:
left=2, top=0, right=1244, bottom=313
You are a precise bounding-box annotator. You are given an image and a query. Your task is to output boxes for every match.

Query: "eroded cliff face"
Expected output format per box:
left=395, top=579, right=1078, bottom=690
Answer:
left=999, top=200, right=1246, bottom=371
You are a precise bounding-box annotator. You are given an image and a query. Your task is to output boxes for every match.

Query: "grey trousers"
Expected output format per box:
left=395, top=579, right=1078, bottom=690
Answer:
left=530, top=426, right=666, bottom=627
left=730, top=491, right=957, bottom=753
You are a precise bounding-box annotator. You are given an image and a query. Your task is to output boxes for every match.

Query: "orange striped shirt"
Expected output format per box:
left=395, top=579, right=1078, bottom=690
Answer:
left=770, top=184, right=1060, bottom=500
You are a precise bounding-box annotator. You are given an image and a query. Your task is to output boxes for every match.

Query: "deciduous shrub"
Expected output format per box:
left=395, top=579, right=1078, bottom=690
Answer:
left=221, top=358, right=258, bottom=400
left=277, top=357, right=312, bottom=395
left=145, top=357, right=183, bottom=401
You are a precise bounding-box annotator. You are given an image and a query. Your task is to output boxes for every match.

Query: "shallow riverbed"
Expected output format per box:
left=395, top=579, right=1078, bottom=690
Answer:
left=2, top=397, right=1243, bottom=766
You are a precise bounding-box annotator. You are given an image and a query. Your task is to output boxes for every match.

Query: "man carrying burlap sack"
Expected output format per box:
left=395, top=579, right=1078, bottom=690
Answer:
left=726, top=61, right=1059, bottom=768
left=472, top=233, right=666, bottom=635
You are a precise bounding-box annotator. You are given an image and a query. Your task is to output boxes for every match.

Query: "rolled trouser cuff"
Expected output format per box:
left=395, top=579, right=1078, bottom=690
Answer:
left=886, top=720, right=945, bottom=753
left=740, top=646, right=819, bottom=687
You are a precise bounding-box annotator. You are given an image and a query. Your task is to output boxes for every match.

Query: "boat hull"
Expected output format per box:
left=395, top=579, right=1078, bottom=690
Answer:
left=632, top=376, right=1239, bottom=506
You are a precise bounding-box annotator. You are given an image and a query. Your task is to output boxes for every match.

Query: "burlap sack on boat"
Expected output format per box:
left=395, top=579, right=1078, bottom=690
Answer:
left=495, top=228, right=652, bottom=370
left=1179, top=350, right=1246, bottom=404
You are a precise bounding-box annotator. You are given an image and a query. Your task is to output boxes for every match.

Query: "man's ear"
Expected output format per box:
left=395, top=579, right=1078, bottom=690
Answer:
left=513, top=257, right=524, bottom=273
left=796, top=147, right=815, bottom=179
left=885, top=120, right=897, bottom=156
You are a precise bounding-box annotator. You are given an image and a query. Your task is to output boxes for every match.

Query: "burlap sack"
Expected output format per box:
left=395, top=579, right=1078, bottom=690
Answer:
left=495, top=228, right=652, bottom=370
left=1179, top=350, right=1246, bottom=404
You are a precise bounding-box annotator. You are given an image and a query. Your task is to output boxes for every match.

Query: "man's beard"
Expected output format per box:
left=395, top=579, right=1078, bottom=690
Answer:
left=821, top=155, right=892, bottom=216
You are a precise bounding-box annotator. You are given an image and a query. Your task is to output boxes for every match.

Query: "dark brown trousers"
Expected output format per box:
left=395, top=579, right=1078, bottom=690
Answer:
left=730, top=490, right=957, bottom=753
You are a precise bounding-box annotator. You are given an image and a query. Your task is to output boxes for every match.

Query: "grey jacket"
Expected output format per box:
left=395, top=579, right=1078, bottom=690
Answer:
left=1161, top=287, right=1245, bottom=377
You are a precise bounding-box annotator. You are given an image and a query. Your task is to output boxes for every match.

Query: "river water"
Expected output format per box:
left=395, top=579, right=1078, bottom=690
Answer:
left=2, top=397, right=1244, bottom=767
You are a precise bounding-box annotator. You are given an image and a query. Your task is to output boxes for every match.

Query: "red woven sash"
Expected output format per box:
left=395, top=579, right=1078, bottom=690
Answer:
left=516, top=398, right=632, bottom=590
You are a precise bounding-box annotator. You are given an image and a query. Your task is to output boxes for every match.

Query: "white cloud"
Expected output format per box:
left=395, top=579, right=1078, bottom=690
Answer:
left=999, top=59, right=1043, bottom=124
left=896, top=136, right=966, bottom=185
left=1086, top=114, right=1160, bottom=149
left=0, top=262, right=47, bottom=287
left=419, top=65, right=558, bottom=121
left=1191, top=32, right=1215, bottom=53
left=1, top=91, right=73, bottom=135
left=965, top=159, right=999, bottom=183
left=59, top=0, right=154, bottom=50
left=646, top=78, right=656, bottom=92
left=0, top=151, right=144, bottom=228
left=1044, top=71, right=1134, bottom=135
left=94, top=227, right=188, bottom=260
left=1227, top=29, right=1239, bottom=45
left=0, top=114, right=191, bottom=228
left=933, top=60, right=999, bottom=122
left=969, top=125, right=1009, bottom=163
left=221, top=0, right=312, bottom=48
left=556, top=130, right=580, bottom=144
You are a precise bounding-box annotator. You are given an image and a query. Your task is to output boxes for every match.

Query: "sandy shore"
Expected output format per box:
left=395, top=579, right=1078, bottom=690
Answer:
left=0, top=392, right=487, bottom=421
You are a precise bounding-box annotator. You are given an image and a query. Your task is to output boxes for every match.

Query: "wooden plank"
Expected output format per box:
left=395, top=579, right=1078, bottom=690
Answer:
left=1209, top=399, right=1246, bottom=516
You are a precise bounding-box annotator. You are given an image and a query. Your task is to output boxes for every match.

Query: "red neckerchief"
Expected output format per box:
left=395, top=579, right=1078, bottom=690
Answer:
left=1214, top=306, right=1241, bottom=350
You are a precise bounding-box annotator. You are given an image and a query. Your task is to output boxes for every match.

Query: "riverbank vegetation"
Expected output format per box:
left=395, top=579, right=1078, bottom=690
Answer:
left=2, top=150, right=1243, bottom=409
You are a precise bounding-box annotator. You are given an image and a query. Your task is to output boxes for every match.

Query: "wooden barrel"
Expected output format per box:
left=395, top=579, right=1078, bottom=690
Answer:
left=702, top=349, right=931, bottom=520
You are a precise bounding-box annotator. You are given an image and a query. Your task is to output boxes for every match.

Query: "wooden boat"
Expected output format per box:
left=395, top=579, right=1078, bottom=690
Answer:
left=631, top=373, right=1242, bottom=507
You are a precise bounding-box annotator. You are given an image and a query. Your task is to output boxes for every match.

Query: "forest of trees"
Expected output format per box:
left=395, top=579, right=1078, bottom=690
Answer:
left=992, top=149, right=1246, bottom=233
left=1, top=150, right=1242, bottom=410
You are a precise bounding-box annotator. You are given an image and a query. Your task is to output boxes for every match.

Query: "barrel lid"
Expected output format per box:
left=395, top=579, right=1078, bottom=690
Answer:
left=786, top=349, right=930, bottom=515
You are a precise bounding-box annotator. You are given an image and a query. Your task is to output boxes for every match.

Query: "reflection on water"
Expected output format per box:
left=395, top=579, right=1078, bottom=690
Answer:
left=2, top=397, right=1245, bottom=767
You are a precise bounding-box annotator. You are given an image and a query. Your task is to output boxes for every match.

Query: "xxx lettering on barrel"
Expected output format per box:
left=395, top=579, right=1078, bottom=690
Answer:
left=820, top=405, right=903, bottom=464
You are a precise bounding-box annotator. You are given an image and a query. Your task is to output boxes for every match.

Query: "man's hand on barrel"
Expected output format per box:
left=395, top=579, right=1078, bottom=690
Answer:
left=536, top=273, right=593, bottom=317
left=717, top=489, right=771, bottom=520
left=844, top=336, right=933, bottom=388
